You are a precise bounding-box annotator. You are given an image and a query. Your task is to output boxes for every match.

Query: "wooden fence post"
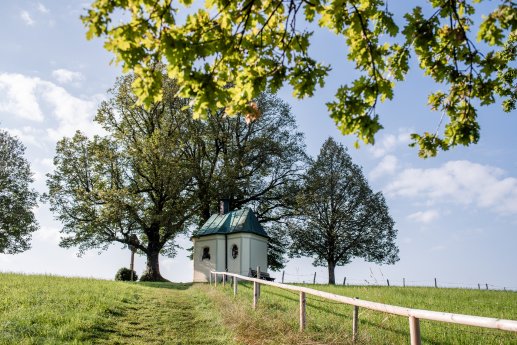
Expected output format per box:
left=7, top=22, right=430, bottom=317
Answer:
left=214, top=273, right=217, bottom=287
left=486, top=283, right=489, bottom=290
left=299, top=292, right=306, bottom=331
left=313, top=272, right=316, bottom=284
left=343, top=277, right=346, bottom=285
left=352, top=297, right=359, bottom=342
left=403, top=278, right=405, bottom=287
left=409, top=316, right=422, bottom=345
left=253, top=280, right=258, bottom=309
left=223, top=273, right=226, bottom=287
left=387, top=279, right=390, bottom=287
left=257, top=266, right=261, bottom=297
left=434, top=278, right=437, bottom=288
left=209, top=272, right=212, bottom=286
left=233, top=276, right=238, bottom=296
left=282, top=271, right=285, bottom=284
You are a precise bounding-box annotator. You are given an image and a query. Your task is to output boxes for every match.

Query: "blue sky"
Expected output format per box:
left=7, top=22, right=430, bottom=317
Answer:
left=1, top=1, right=516, bottom=290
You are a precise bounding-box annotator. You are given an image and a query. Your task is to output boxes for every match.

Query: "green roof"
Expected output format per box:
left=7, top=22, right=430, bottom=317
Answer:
left=192, top=208, right=268, bottom=239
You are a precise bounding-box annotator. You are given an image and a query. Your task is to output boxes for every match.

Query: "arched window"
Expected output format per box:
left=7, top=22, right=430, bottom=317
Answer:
left=202, top=247, right=210, bottom=260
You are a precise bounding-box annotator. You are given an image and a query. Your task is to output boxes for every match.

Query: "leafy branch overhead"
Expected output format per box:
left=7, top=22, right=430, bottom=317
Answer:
left=83, top=1, right=516, bottom=157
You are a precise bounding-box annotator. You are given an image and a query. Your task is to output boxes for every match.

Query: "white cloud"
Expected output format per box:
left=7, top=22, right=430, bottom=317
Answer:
left=34, top=226, right=61, bottom=244
left=38, top=158, right=54, bottom=169
left=41, top=83, right=100, bottom=140
left=0, top=72, right=104, bottom=141
left=386, top=160, right=517, bottom=215
left=37, top=3, right=49, bottom=13
left=370, top=130, right=412, bottom=158
left=32, top=158, right=55, bottom=190
left=0, top=74, right=44, bottom=121
left=407, top=210, right=440, bottom=224
left=52, top=69, right=84, bottom=84
left=20, top=10, right=35, bottom=25
left=370, top=155, right=398, bottom=179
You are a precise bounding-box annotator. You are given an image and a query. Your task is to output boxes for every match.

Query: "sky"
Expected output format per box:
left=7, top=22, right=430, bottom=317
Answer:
left=1, top=1, right=516, bottom=290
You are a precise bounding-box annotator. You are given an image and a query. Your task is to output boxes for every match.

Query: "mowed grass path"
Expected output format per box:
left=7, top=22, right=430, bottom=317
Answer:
left=0, top=273, right=236, bottom=345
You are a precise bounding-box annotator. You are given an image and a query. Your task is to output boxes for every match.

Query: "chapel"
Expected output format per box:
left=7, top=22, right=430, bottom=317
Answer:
left=191, top=200, right=269, bottom=282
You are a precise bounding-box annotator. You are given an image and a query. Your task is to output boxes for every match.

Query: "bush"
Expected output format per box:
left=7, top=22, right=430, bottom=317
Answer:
left=115, top=267, right=138, bottom=281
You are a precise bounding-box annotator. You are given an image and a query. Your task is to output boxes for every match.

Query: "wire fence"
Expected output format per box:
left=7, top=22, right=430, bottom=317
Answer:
left=272, top=270, right=517, bottom=292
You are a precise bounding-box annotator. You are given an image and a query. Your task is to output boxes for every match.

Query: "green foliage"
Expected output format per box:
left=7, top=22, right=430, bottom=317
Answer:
left=496, top=31, right=517, bottom=112
left=115, top=267, right=138, bottom=281
left=0, top=129, right=39, bottom=254
left=46, top=71, right=304, bottom=276
left=83, top=1, right=517, bottom=158
left=45, top=75, right=195, bottom=281
left=289, top=138, right=398, bottom=284
left=173, top=87, right=307, bottom=271
left=266, top=225, right=290, bottom=271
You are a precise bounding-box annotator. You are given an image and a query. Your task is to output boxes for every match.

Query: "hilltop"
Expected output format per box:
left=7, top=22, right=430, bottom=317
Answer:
left=1, top=273, right=516, bottom=344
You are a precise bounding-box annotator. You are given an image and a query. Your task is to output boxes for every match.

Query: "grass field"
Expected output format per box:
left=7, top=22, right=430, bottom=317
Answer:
left=0, top=273, right=236, bottom=345
left=206, top=281, right=517, bottom=345
left=1, top=273, right=516, bottom=344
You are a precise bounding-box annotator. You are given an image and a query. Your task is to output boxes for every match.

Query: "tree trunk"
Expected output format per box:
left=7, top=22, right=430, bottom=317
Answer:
left=328, top=261, right=336, bottom=285
left=140, top=224, right=169, bottom=282
left=200, top=200, right=211, bottom=223
left=197, top=186, right=212, bottom=224
left=141, top=249, right=168, bottom=282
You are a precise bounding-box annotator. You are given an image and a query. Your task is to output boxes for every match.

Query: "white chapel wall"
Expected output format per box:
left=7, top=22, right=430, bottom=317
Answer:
left=249, top=234, right=268, bottom=273
left=193, top=235, right=224, bottom=282
left=193, top=233, right=268, bottom=281
left=226, top=234, right=242, bottom=274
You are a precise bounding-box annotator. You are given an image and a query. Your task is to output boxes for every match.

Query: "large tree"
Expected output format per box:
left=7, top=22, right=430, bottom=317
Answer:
left=0, top=129, right=39, bottom=254
left=83, top=1, right=516, bottom=157
left=178, top=92, right=306, bottom=270
left=289, top=137, right=398, bottom=284
left=46, top=76, right=195, bottom=281
left=46, top=74, right=305, bottom=276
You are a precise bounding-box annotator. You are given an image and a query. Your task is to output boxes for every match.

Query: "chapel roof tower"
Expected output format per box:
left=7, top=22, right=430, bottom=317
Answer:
left=192, top=207, right=269, bottom=239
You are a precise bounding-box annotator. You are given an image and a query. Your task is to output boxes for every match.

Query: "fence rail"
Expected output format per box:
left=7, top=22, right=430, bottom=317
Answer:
left=211, top=270, right=517, bottom=345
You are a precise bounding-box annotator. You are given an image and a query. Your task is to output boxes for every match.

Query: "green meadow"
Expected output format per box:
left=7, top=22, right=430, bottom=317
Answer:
left=1, top=273, right=516, bottom=344
left=208, top=282, right=517, bottom=344
left=0, top=273, right=235, bottom=345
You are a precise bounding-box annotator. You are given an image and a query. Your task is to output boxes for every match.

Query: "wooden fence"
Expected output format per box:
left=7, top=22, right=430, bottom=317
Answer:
left=210, top=270, right=517, bottom=345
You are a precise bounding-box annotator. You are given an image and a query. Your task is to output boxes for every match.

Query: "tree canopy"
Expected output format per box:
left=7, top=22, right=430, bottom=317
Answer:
left=289, top=137, right=398, bottom=284
left=83, top=1, right=516, bottom=157
left=0, top=129, right=39, bottom=254
left=179, top=91, right=307, bottom=270
left=46, top=76, right=196, bottom=281
left=46, top=73, right=305, bottom=278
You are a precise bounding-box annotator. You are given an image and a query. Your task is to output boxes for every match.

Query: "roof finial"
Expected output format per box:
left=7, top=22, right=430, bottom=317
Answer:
left=219, top=199, right=230, bottom=215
